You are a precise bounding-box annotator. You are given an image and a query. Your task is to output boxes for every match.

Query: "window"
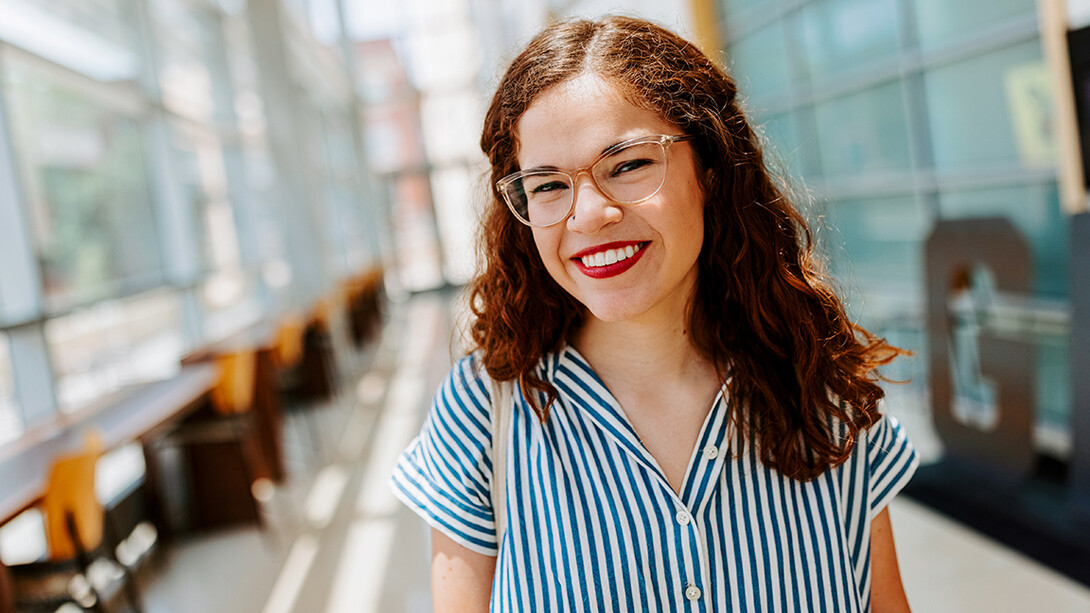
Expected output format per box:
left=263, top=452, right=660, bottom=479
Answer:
left=46, top=290, right=184, bottom=413
left=0, top=0, right=141, bottom=82
left=201, top=271, right=263, bottom=341
left=824, top=195, right=928, bottom=290
left=913, top=0, right=1037, bottom=51
left=3, top=58, right=162, bottom=313
left=0, top=334, right=19, bottom=446
left=149, top=0, right=218, bottom=121
left=800, top=0, right=901, bottom=81
left=728, top=21, right=791, bottom=104
left=170, top=121, right=239, bottom=273
left=720, top=0, right=780, bottom=16
left=925, top=41, right=1055, bottom=173
left=813, top=80, right=912, bottom=178
left=758, top=108, right=822, bottom=179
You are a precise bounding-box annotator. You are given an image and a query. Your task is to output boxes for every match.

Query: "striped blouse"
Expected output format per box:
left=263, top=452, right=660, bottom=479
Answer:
left=390, top=346, right=919, bottom=612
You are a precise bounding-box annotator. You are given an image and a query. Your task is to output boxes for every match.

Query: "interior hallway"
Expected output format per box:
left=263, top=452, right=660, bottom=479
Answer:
left=139, top=290, right=1090, bottom=613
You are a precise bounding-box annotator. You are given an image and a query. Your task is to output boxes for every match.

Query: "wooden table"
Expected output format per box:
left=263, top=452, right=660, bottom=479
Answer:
left=0, top=363, right=218, bottom=613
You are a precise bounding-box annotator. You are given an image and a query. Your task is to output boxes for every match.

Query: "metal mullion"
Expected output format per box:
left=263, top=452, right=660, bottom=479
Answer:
left=807, top=172, right=921, bottom=201
left=895, top=0, right=938, bottom=227
left=203, top=6, right=276, bottom=316
left=132, top=0, right=206, bottom=346
left=0, top=42, right=63, bottom=429
left=247, top=0, right=333, bottom=308
left=931, top=166, right=1059, bottom=193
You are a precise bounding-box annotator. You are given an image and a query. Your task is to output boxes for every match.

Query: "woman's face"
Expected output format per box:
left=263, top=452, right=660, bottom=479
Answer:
left=516, top=73, right=705, bottom=327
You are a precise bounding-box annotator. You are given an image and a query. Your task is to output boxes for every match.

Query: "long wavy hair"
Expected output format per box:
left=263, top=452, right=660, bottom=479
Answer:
left=469, top=16, right=906, bottom=481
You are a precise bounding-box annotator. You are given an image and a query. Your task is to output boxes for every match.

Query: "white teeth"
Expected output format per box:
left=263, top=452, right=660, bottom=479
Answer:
left=579, top=243, right=644, bottom=268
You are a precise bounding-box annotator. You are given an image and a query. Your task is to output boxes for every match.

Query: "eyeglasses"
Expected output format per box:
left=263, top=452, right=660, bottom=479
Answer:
left=496, top=133, right=695, bottom=227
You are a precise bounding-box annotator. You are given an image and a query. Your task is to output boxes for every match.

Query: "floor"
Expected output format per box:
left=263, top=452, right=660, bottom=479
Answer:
left=136, top=291, right=1090, bottom=613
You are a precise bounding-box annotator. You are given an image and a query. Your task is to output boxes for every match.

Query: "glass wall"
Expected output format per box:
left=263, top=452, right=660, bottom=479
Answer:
left=719, top=0, right=1070, bottom=447
left=0, top=334, right=16, bottom=446
left=3, top=55, right=161, bottom=313
left=0, top=0, right=384, bottom=443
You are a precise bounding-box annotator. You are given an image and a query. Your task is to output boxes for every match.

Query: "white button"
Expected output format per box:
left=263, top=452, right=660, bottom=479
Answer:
left=675, top=510, right=691, bottom=525
left=685, top=584, right=702, bottom=601
left=703, top=445, right=719, bottom=460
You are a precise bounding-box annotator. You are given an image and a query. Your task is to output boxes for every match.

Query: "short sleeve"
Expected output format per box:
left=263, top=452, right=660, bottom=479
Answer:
left=863, top=414, right=920, bottom=518
left=388, top=354, right=498, bottom=556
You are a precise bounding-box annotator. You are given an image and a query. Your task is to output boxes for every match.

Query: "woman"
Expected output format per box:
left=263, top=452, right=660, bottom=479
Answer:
left=391, top=15, right=918, bottom=613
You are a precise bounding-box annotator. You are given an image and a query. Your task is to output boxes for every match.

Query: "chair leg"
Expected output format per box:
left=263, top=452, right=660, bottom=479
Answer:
left=65, top=512, right=107, bottom=613
left=228, top=419, right=265, bottom=532
left=103, top=513, right=144, bottom=613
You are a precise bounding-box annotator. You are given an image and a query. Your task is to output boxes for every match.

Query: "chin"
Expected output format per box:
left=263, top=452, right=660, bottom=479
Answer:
left=579, top=297, right=653, bottom=324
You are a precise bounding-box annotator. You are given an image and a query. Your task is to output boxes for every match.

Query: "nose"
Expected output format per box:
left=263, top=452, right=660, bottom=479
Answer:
left=566, top=171, right=622, bottom=233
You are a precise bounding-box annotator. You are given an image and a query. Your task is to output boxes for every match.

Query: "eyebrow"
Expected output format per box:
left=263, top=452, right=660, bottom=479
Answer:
left=520, top=140, right=628, bottom=173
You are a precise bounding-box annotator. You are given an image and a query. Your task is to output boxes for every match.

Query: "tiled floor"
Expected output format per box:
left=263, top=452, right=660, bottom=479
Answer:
left=138, top=291, right=1090, bottom=612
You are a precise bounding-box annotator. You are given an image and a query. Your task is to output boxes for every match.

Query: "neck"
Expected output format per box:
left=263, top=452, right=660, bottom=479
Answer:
left=572, top=309, right=713, bottom=388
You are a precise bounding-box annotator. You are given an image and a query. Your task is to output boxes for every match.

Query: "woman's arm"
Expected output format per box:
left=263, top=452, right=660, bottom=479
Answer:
left=870, top=506, right=912, bottom=613
left=432, top=528, right=496, bottom=613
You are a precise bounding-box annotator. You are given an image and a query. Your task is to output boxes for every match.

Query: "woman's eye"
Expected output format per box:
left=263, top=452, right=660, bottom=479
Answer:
left=610, top=158, right=653, bottom=177
left=529, top=181, right=568, bottom=195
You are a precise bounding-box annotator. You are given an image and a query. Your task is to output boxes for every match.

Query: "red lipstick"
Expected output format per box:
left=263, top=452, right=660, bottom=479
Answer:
left=571, top=241, right=649, bottom=279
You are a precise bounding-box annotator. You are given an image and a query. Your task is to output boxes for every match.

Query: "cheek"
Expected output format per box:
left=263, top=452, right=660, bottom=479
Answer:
left=531, top=229, right=565, bottom=278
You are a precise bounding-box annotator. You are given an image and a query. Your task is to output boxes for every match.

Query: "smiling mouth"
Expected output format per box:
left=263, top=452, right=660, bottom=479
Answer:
left=575, top=242, right=648, bottom=268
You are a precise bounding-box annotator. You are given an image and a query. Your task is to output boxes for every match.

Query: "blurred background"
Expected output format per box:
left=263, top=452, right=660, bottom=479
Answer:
left=0, top=0, right=1088, bottom=611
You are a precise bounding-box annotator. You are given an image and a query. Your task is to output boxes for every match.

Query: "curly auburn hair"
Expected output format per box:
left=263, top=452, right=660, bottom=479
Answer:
left=468, top=15, right=906, bottom=481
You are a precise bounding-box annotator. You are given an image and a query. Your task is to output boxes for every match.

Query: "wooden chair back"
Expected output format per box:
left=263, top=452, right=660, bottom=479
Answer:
left=274, top=316, right=306, bottom=369
left=210, top=351, right=257, bottom=416
left=42, top=432, right=104, bottom=560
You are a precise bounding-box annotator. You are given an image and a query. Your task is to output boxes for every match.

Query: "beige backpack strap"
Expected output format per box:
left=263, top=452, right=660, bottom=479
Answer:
left=489, top=377, right=513, bottom=546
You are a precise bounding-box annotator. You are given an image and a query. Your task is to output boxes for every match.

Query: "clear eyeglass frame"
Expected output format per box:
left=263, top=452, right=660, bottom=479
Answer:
left=495, top=133, right=695, bottom=228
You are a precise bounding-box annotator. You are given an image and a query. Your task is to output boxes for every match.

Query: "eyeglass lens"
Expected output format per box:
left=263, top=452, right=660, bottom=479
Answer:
left=504, top=141, right=668, bottom=226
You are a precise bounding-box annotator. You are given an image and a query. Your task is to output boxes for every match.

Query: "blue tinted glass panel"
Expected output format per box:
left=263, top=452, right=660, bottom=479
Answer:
left=728, top=22, right=791, bottom=102
left=720, top=0, right=780, bottom=15
left=913, top=0, right=1037, bottom=51
left=800, top=0, right=900, bottom=82
left=823, top=195, right=928, bottom=384
left=824, top=195, right=927, bottom=290
left=937, top=183, right=1067, bottom=298
left=813, top=80, right=912, bottom=177
left=925, top=41, right=1055, bottom=172
left=759, top=108, right=822, bottom=180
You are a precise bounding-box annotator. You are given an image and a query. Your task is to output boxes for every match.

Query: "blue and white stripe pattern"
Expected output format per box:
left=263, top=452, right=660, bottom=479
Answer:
left=390, top=346, right=919, bottom=612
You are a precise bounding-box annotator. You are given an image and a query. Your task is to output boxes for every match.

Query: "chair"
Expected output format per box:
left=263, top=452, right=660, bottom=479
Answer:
left=274, top=316, right=325, bottom=462
left=158, top=351, right=267, bottom=531
left=7, top=433, right=144, bottom=613
left=346, top=270, right=384, bottom=349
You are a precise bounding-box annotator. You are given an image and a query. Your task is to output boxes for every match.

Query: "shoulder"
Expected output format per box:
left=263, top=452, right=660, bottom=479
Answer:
left=430, top=353, right=494, bottom=433
left=853, top=411, right=920, bottom=516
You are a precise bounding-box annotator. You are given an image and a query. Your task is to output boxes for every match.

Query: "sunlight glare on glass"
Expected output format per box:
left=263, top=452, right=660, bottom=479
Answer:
left=0, top=0, right=139, bottom=82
